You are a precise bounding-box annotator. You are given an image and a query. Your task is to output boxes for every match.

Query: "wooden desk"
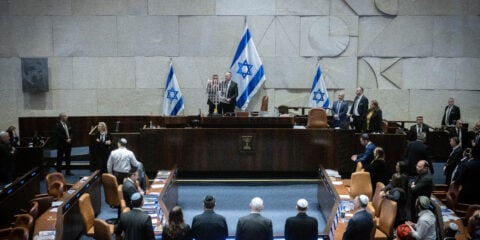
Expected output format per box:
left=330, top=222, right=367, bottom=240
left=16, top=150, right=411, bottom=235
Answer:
left=33, top=170, right=101, bottom=240
left=0, top=168, right=41, bottom=228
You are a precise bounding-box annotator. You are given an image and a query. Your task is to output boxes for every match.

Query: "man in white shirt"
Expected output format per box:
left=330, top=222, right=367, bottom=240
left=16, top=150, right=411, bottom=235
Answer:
left=405, top=196, right=436, bottom=240
left=107, top=138, right=140, bottom=184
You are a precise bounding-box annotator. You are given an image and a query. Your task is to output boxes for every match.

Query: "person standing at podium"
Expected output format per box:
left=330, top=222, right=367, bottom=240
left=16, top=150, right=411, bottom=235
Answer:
left=55, top=112, right=73, bottom=175
left=348, top=87, right=369, bottom=132
left=331, top=91, right=349, bottom=129
left=218, top=72, right=238, bottom=115
left=93, top=122, right=112, bottom=173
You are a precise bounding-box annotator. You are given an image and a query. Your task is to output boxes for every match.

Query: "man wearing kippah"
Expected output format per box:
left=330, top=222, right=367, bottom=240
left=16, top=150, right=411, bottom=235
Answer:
left=191, top=195, right=229, bottom=240
left=115, top=193, right=154, bottom=240
left=342, top=195, right=374, bottom=240
left=284, top=199, right=318, bottom=240
left=405, top=196, right=436, bottom=240
left=107, top=138, right=141, bottom=184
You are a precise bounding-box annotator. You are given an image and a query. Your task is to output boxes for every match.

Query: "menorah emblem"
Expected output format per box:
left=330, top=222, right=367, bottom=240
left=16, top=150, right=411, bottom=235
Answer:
left=239, top=134, right=255, bottom=153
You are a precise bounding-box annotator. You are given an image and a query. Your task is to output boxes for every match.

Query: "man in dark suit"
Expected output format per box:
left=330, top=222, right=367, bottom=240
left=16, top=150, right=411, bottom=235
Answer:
left=115, top=193, right=154, bottom=240
left=331, top=91, right=349, bottom=129
left=348, top=87, right=369, bottom=132
left=405, top=133, right=431, bottom=176
left=409, top=116, right=429, bottom=141
left=450, top=120, right=469, bottom=148
left=444, top=137, right=463, bottom=185
left=284, top=199, right=318, bottom=240
left=191, top=195, right=228, bottom=240
left=123, top=168, right=141, bottom=209
left=441, top=97, right=461, bottom=127
left=342, top=195, right=374, bottom=240
left=236, top=197, right=273, bottom=240
left=0, top=131, right=15, bottom=186
left=470, top=122, right=480, bottom=155
left=410, top=160, right=434, bottom=220
left=456, top=150, right=480, bottom=204
left=55, top=112, right=73, bottom=175
left=351, top=133, right=376, bottom=170
left=218, top=72, right=238, bottom=114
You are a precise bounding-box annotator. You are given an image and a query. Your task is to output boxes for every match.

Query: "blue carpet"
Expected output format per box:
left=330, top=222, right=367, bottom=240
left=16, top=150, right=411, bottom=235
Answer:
left=177, top=182, right=326, bottom=236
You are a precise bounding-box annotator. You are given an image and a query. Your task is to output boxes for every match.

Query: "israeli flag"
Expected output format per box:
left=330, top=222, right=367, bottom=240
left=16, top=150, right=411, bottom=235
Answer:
left=230, top=24, right=266, bottom=110
left=162, top=63, right=184, bottom=116
left=308, top=64, right=330, bottom=109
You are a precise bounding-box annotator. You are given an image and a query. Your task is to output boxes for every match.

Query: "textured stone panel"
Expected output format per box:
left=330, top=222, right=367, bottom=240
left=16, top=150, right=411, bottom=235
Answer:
left=0, top=0, right=9, bottom=15
left=0, top=90, right=20, bottom=130
left=73, top=0, right=147, bottom=15
left=365, top=89, right=409, bottom=120
left=375, top=0, right=398, bottom=15
left=179, top=16, right=243, bottom=57
left=117, top=16, right=178, bottom=57
left=148, top=0, right=215, bottom=15
left=0, top=58, right=21, bottom=90
left=10, top=0, right=72, bottom=15
left=336, top=15, right=359, bottom=37
left=463, top=16, right=480, bottom=57
left=380, top=58, right=402, bottom=89
left=264, top=57, right=356, bottom=90
left=397, top=0, right=468, bottom=15
left=73, top=57, right=135, bottom=89
left=359, top=57, right=402, bottom=90
left=22, top=92, right=53, bottom=112
left=53, top=90, right=97, bottom=115
left=241, top=88, right=274, bottom=113
left=276, top=0, right=329, bottom=16
left=181, top=88, right=209, bottom=115
left=466, top=0, right=480, bottom=15
left=344, top=0, right=382, bottom=16
left=274, top=16, right=300, bottom=57
left=409, top=90, right=480, bottom=127
left=402, top=58, right=456, bottom=90
left=331, top=0, right=356, bottom=15
left=359, top=16, right=433, bottom=57
left=339, top=37, right=357, bottom=57
left=433, top=16, right=464, bottom=57
left=12, top=16, right=53, bottom=57
left=274, top=89, right=313, bottom=112
left=173, top=57, right=231, bottom=90
left=455, top=58, right=480, bottom=91
left=245, top=16, right=276, bottom=57
left=53, top=16, right=116, bottom=57
left=97, top=89, right=162, bottom=115
left=300, top=17, right=349, bottom=57
left=0, top=17, right=12, bottom=57
left=216, top=0, right=275, bottom=15
left=49, top=57, right=73, bottom=90
left=135, top=57, right=170, bottom=89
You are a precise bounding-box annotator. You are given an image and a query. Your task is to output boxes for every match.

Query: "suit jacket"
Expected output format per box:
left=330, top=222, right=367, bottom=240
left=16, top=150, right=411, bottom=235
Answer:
left=225, top=81, right=238, bottom=106
left=364, top=159, right=390, bottom=189
left=342, top=210, right=374, bottom=240
left=457, top=158, right=480, bottom=203
left=349, top=95, right=369, bottom=118
left=332, top=100, right=349, bottom=127
left=0, top=142, right=15, bottom=184
left=355, top=142, right=376, bottom=169
left=445, top=146, right=463, bottom=179
left=409, top=124, right=429, bottom=141
left=367, top=109, right=383, bottom=133
left=441, top=105, right=461, bottom=126
left=236, top=213, right=273, bottom=240
left=410, top=173, right=433, bottom=200
left=115, top=208, right=154, bottom=240
left=404, top=140, right=429, bottom=175
left=191, top=210, right=228, bottom=240
left=450, top=127, right=470, bottom=148
left=55, top=121, right=72, bottom=147
left=94, top=131, right=113, bottom=151
left=122, top=179, right=138, bottom=209
left=284, top=212, right=318, bottom=240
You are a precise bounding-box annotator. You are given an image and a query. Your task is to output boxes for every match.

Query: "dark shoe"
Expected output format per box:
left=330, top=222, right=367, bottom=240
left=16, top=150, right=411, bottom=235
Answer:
left=65, top=171, right=73, bottom=176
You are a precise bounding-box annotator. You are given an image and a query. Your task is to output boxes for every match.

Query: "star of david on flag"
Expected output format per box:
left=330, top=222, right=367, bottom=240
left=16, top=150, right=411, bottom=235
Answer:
left=230, top=23, right=266, bottom=110
left=308, top=64, right=330, bottom=109
left=162, top=62, right=184, bottom=116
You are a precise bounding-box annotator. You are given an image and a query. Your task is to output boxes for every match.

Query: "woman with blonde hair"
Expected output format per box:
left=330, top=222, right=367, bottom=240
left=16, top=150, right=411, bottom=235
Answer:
left=93, top=122, right=112, bottom=173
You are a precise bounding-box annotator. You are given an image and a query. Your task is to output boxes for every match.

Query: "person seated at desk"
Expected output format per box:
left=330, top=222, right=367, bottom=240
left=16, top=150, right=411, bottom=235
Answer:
left=342, top=194, right=374, bottom=240
left=362, top=147, right=390, bottom=192
left=123, top=168, right=144, bottom=209
left=115, top=192, right=154, bottom=240
left=405, top=196, right=436, bottom=240
left=351, top=133, right=376, bottom=170
left=162, top=206, right=192, bottom=240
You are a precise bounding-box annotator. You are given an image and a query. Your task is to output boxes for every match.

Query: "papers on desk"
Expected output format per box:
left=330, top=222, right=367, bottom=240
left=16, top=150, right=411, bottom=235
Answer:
left=51, top=201, right=63, bottom=207
left=80, top=176, right=89, bottom=182
left=332, top=181, right=343, bottom=185
left=67, top=189, right=75, bottom=195
left=36, top=231, right=55, bottom=240
left=156, top=171, right=170, bottom=178
left=151, top=184, right=165, bottom=189
left=325, top=169, right=341, bottom=178
left=339, top=194, right=351, bottom=200
left=49, top=208, right=58, bottom=213
left=293, top=125, right=306, bottom=129
left=151, top=218, right=158, bottom=225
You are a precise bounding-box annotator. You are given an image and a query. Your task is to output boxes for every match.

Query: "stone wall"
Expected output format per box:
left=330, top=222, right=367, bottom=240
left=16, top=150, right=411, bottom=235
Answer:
left=1, top=0, right=479, bottom=130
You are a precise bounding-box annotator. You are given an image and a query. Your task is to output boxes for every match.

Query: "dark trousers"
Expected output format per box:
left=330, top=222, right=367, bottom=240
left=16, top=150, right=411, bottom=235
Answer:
left=352, top=115, right=365, bottom=132
left=56, top=144, right=72, bottom=172
left=113, top=171, right=128, bottom=185
left=207, top=100, right=217, bottom=115
left=219, top=102, right=235, bottom=115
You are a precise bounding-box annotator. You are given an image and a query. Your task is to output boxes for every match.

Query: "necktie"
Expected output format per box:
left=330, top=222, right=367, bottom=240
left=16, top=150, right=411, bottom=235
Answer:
left=337, top=101, right=341, bottom=113
left=63, top=122, right=69, bottom=138
left=101, top=133, right=105, bottom=142
left=445, top=106, right=452, bottom=124
left=354, top=97, right=360, bottom=116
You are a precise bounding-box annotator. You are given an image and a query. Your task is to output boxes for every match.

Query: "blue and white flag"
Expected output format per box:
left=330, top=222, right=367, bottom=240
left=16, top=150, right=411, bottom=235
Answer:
left=162, top=63, right=184, bottom=116
left=308, top=64, right=330, bottom=108
left=230, top=24, right=266, bottom=110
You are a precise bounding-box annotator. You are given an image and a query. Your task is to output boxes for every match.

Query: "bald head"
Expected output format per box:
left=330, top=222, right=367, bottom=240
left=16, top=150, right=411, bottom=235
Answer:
left=416, top=160, right=429, bottom=175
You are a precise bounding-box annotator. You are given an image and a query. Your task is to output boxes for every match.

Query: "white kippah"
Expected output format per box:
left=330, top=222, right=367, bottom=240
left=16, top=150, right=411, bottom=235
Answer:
left=297, top=199, right=308, bottom=208
left=358, top=195, right=369, bottom=206
left=119, top=138, right=127, bottom=144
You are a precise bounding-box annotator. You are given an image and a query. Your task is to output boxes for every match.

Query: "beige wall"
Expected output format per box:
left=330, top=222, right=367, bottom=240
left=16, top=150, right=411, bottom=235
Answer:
left=1, top=0, right=479, bottom=131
